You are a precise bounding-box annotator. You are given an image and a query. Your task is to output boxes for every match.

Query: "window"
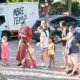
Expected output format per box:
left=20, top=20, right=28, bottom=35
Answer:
left=63, top=17, right=77, bottom=23
left=50, top=16, right=78, bottom=27
left=77, top=24, right=80, bottom=27
left=32, top=21, right=41, bottom=30
left=0, top=16, right=5, bottom=25
left=50, top=17, right=64, bottom=27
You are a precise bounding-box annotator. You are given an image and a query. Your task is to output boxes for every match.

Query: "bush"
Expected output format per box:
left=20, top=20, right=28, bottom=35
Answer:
left=71, top=1, right=80, bottom=16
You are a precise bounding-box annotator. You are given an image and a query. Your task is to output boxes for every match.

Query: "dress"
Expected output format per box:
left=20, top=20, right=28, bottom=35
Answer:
left=25, top=47, right=37, bottom=68
left=48, top=43, right=55, bottom=55
left=18, top=26, right=32, bottom=43
left=16, top=26, right=32, bottom=62
left=16, top=41, right=26, bottom=62
left=1, top=42, right=9, bottom=59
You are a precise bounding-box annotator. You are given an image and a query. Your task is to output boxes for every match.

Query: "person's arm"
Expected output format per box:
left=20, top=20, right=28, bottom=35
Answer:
left=20, top=33, right=26, bottom=37
left=61, top=32, right=70, bottom=40
left=35, top=26, right=40, bottom=33
left=47, top=23, right=55, bottom=31
left=36, top=34, right=44, bottom=46
left=49, top=26, right=55, bottom=31
left=18, top=28, right=26, bottom=38
left=54, top=43, right=56, bottom=50
left=37, top=35, right=44, bottom=48
left=61, top=36, right=67, bottom=40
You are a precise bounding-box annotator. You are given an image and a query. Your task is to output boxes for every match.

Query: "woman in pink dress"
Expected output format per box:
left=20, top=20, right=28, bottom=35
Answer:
left=1, top=36, right=9, bottom=66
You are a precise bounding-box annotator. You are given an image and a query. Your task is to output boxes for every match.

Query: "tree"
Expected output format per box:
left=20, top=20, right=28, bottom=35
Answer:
left=1, top=0, right=32, bottom=3
left=61, top=0, right=72, bottom=15
left=71, top=1, right=80, bottom=16
left=0, top=0, right=6, bottom=3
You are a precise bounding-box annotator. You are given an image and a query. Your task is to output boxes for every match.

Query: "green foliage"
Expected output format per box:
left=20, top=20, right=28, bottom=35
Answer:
left=51, top=2, right=67, bottom=11
left=52, top=2, right=65, bottom=8
left=71, top=1, right=80, bottom=16
left=0, top=0, right=6, bottom=3
left=1, top=0, right=32, bottom=3
left=47, top=0, right=53, bottom=5
left=39, top=0, right=53, bottom=5
left=23, top=0, right=32, bottom=2
left=39, top=0, right=45, bottom=4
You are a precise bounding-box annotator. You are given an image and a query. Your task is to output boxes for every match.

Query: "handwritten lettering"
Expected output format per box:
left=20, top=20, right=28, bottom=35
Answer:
left=13, top=7, right=27, bottom=25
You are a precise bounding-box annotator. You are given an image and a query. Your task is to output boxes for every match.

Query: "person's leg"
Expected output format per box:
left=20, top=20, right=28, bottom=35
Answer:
left=62, top=46, right=68, bottom=68
left=68, top=55, right=74, bottom=69
left=65, top=55, right=74, bottom=74
left=69, top=54, right=78, bottom=75
left=2, top=59, right=5, bottom=65
left=41, top=52, right=45, bottom=66
left=51, top=55, right=55, bottom=66
left=64, top=53, right=68, bottom=68
left=3, top=59, right=8, bottom=66
left=17, top=39, right=23, bottom=66
left=17, top=39, right=22, bottom=51
left=21, top=57, right=26, bottom=65
left=43, top=50, right=48, bottom=66
left=41, top=49, right=48, bottom=66
left=0, top=44, right=1, bottom=60
left=49, top=55, right=51, bottom=67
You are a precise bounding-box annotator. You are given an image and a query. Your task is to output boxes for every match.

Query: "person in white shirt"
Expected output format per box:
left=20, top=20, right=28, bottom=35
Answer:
left=59, top=21, right=68, bottom=68
left=37, top=27, right=49, bottom=69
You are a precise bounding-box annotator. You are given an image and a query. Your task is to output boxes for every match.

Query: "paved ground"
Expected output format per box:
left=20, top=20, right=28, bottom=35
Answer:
left=0, top=40, right=80, bottom=80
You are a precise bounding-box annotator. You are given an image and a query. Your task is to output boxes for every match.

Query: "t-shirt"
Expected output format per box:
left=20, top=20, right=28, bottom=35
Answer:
left=40, top=31, right=48, bottom=49
left=66, top=32, right=73, bottom=48
left=66, top=31, right=80, bottom=53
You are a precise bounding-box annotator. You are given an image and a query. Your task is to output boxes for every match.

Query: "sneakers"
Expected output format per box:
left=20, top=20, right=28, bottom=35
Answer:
left=19, top=65, right=23, bottom=68
left=17, top=63, right=22, bottom=66
left=65, top=68, right=72, bottom=74
left=66, top=70, right=72, bottom=74
left=41, top=66, right=48, bottom=70
left=68, top=71, right=78, bottom=76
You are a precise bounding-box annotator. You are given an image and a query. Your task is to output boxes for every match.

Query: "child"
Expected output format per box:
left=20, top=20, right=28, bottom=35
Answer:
left=37, top=27, right=49, bottom=68
left=48, top=37, right=55, bottom=67
left=21, top=43, right=37, bottom=68
left=1, top=36, right=9, bottom=66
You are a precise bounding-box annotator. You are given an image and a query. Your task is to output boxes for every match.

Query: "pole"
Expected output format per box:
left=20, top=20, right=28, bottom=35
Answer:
left=68, top=0, right=72, bottom=16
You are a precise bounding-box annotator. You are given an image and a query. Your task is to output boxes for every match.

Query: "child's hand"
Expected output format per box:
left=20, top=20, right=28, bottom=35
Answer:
left=36, top=42, right=40, bottom=46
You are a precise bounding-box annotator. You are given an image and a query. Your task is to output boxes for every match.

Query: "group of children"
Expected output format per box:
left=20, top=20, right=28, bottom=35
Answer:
left=36, top=25, right=55, bottom=68
left=17, top=37, right=55, bottom=68
left=0, top=21, right=56, bottom=69
left=0, top=35, right=55, bottom=69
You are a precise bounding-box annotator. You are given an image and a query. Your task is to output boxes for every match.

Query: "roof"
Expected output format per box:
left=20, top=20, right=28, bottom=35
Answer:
left=38, top=15, right=77, bottom=22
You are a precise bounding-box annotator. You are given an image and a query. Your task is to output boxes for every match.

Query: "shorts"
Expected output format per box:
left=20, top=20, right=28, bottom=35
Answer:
left=71, top=54, right=79, bottom=64
left=41, top=48, right=48, bottom=53
left=62, top=46, right=66, bottom=55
